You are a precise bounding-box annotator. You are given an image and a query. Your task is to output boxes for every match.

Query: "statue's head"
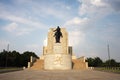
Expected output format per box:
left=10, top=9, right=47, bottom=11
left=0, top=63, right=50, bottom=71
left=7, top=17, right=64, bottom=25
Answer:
left=57, top=26, right=60, bottom=28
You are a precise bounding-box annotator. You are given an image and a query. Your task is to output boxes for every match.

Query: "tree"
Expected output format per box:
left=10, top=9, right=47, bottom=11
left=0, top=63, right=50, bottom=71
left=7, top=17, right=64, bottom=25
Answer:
left=86, top=58, right=95, bottom=67
left=104, top=59, right=118, bottom=67
left=0, top=50, right=7, bottom=67
left=21, top=51, right=39, bottom=67
left=86, top=57, right=120, bottom=67
left=0, top=50, right=39, bottom=67
left=93, top=57, right=103, bottom=67
left=86, top=57, right=103, bottom=67
left=12, top=50, right=21, bottom=67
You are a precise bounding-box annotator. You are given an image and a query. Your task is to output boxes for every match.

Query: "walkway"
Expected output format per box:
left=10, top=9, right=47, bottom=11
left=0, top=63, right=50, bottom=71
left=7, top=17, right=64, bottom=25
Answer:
left=0, top=70, right=120, bottom=80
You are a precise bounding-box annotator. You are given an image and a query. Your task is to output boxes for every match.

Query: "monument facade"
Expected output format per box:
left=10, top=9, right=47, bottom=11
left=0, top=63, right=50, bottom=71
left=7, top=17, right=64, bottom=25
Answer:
left=30, top=27, right=88, bottom=70
left=44, top=27, right=72, bottom=70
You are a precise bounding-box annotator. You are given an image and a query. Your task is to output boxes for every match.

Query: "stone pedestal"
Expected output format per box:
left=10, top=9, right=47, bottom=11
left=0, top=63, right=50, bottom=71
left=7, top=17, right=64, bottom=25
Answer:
left=44, top=54, right=72, bottom=70
left=53, top=43, right=63, bottom=54
left=44, top=43, right=72, bottom=70
left=43, top=28, right=72, bottom=70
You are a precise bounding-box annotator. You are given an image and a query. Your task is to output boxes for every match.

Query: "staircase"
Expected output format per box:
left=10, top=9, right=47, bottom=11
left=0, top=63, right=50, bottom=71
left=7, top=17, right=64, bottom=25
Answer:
left=30, top=59, right=88, bottom=70
left=30, top=59, right=44, bottom=70
left=72, top=59, right=88, bottom=70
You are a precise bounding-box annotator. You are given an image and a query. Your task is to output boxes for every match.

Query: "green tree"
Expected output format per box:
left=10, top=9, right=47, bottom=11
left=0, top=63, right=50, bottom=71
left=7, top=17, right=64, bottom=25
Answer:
left=12, top=50, right=21, bottom=67
left=86, top=58, right=95, bottom=67
left=0, top=50, right=39, bottom=67
left=0, top=50, right=7, bottom=67
left=21, top=51, right=39, bottom=67
left=104, top=59, right=118, bottom=67
left=93, top=57, right=103, bottom=67
left=86, top=57, right=103, bottom=67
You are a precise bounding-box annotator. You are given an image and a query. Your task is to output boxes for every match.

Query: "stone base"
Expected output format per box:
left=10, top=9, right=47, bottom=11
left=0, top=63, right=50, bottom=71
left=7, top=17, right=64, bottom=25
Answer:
left=44, top=54, right=72, bottom=70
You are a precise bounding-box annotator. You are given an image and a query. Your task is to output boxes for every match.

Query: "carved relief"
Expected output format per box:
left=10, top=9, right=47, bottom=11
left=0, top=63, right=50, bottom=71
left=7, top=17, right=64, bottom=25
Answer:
left=54, top=55, right=63, bottom=65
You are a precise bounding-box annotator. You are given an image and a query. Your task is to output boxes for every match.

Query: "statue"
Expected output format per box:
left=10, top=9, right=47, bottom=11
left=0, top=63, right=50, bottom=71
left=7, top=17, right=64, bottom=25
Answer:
left=53, top=26, right=63, bottom=43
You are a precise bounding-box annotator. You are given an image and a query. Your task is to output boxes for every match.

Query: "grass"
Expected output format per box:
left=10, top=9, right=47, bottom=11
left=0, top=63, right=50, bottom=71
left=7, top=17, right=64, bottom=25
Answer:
left=94, top=67, right=120, bottom=74
left=0, top=67, right=23, bottom=73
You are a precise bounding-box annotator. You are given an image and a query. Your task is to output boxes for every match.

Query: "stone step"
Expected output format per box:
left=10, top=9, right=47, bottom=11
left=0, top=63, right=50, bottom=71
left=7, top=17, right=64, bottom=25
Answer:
left=30, top=59, right=44, bottom=70
left=30, top=59, right=88, bottom=70
left=72, top=59, right=88, bottom=70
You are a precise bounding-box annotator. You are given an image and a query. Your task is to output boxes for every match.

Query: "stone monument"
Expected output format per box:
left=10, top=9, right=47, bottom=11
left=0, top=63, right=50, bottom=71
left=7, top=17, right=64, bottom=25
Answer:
left=30, top=27, right=88, bottom=70
left=44, top=27, right=72, bottom=70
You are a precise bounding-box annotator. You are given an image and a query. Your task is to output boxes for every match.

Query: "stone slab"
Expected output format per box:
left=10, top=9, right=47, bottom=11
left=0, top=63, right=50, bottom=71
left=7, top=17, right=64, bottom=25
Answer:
left=53, top=43, right=63, bottom=54
left=44, top=54, right=72, bottom=70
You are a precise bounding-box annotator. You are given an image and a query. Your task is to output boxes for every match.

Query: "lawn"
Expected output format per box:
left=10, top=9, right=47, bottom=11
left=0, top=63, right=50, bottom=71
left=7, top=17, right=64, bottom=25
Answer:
left=94, top=67, right=120, bottom=74
left=0, top=67, right=23, bottom=73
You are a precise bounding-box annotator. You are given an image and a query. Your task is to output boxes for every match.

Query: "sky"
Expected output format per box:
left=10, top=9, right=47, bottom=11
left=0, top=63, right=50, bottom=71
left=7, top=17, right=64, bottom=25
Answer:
left=0, top=0, right=120, bottom=62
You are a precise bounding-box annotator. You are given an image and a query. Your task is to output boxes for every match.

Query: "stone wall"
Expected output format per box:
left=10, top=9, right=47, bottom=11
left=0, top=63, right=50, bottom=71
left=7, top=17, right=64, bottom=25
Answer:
left=44, top=54, right=72, bottom=70
left=47, top=28, right=68, bottom=54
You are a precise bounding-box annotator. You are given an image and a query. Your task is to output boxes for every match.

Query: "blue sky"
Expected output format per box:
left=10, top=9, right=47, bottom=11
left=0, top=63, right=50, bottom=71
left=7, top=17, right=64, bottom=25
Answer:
left=0, top=0, right=120, bottom=61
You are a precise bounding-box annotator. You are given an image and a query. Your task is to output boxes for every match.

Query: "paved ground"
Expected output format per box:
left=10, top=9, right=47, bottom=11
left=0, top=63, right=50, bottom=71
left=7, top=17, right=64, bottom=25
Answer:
left=0, top=69, right=120, bottom=80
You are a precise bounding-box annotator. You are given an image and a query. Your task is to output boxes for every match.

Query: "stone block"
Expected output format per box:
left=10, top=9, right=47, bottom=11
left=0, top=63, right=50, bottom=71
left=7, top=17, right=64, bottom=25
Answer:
left=53, top=43, right=63, bottom=54
left=44, top=54, right=72, bottom=70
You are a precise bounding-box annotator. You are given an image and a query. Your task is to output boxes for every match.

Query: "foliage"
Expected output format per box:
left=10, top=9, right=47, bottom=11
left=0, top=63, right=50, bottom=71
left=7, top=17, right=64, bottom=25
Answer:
left=103, top=59, right=119, bottom=67
left=86, top=57, right=103, bottom=67
left=0, top=50, right=39, bottom=67
left=86, top=57, right=119, bottom=67
left=86, top=58, right=95, bottom=67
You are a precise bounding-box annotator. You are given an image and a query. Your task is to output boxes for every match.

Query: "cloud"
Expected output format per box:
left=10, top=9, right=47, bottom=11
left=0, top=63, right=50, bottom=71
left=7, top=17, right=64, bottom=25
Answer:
left=65, top=17, right=89, bottom=27
left=91, top=0, right=107, bottom=7
left=79, top=0, right=110, bottom=17
left=105, top=0, right=120, bottom=12
left=16, top=28, right=33, bottom=36
left=25, top=44, right=41, bottom=54
left=0, top=14, right=46, bottom=29
left=79, top=0, right=120, bottom=17
left=3, top=22, right=18, bottom=32
left=66, top=6, right=71, bottom=10
left=30, top=4, right=72, bottom=20
left=3, top=22, right=34, bottom=36
left=64, top=0, right=114, bottom=31
left=10, top=0, right=73, bottom=20
left=68, top=30, right=85, bottom=47
left=0, top=0, right=72, bottom=36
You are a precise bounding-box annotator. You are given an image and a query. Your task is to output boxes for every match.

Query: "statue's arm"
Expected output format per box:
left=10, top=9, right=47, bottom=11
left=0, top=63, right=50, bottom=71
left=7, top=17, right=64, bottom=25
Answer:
left=53, top=32, right=56, bottom=37
left=53, top=29, right=57, bottom=32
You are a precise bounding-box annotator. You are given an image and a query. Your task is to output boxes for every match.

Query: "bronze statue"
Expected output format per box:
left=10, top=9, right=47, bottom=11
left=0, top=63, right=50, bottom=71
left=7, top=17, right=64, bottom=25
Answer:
left=53, top=26, right=63, bottom=43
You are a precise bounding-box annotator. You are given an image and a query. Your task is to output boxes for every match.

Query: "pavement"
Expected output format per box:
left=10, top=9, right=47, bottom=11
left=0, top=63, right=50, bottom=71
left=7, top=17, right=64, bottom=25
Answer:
left=0, top=69, right=120, bottom=80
